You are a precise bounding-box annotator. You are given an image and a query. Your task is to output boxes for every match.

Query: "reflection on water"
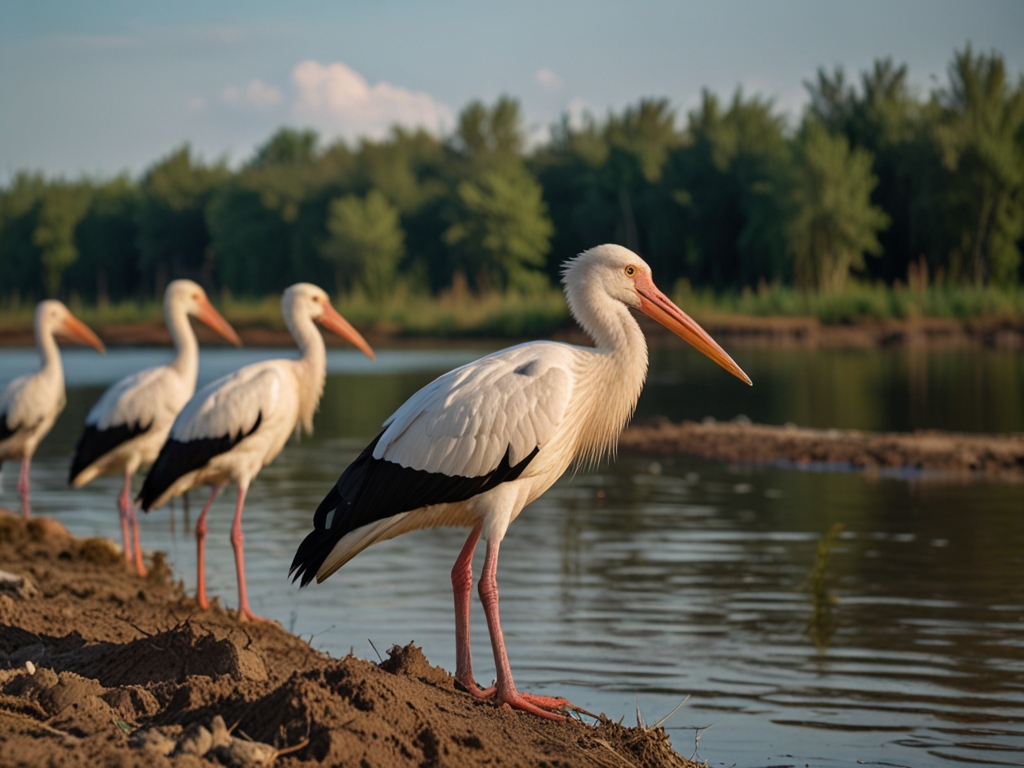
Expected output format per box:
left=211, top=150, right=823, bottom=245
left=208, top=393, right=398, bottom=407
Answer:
left=2, top=346, right=1023, bottom=767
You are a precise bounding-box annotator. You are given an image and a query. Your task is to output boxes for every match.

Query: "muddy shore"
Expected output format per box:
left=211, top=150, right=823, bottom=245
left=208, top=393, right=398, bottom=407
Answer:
left=1, top=314, right=1021, bottom=348
left=0, top=512, right=695, bottom=768
left=620, top=419, right=1024, bottom=479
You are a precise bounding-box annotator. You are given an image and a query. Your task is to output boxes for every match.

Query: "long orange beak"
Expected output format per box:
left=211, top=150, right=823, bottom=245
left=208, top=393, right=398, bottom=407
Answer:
left=60, top=313, right=106, bottom=354
left=317, top=303, right=375, bottom=360
left=636, top=273, right=751, bottom=385
left=195, top=297, right=243, bottom=347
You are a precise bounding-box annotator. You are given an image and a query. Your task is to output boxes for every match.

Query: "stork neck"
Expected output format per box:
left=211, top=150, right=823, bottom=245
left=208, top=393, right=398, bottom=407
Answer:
left=166, top=302, right=199, bottom=385
left=564, top=280, right=650, bottom=468
left=286, top=310, right=327, bottom=433
left=35, top=318, right=63, bottom=379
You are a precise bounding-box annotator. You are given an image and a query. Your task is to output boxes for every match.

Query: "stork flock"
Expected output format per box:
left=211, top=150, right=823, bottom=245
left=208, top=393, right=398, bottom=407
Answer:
left=0, top=245, right=749, bottom=719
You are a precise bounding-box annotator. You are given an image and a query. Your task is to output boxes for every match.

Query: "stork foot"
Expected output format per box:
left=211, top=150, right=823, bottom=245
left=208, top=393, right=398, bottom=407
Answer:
left=195, top=592, right=209, bottom=611
left=237, top=606, right=268, bottom=623
left=455, top=676, right=497, bottom=700
left=495, top=689, right=570, bottom=720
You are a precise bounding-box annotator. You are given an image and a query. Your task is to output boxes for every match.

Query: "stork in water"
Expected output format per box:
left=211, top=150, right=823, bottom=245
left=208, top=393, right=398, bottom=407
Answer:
left=290, top=245, right=751, bottom=719
left=69, top=280, right=241, bottom=576
left=138, top=283, right=374, bottom=621
left=1, top=301, right=106, bottom=518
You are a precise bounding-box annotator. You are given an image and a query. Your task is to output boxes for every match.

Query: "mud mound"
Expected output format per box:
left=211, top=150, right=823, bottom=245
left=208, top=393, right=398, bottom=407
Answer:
left=0, top=511, right=698, bottom=767
left=621, top=418, right=1024, bottom=479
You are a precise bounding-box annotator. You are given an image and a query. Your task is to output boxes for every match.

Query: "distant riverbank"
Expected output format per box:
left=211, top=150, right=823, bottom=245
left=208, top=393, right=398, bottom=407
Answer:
left=1, top=313, right=1021, bottom=349
left=620, top=419, right=1024, bottom=479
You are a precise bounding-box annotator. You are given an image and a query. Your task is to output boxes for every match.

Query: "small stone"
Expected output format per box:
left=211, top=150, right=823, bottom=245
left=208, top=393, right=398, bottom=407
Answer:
left=209, top=715, right=232, bottom=749
left=130, top=728, right=177, bottom=756
left=175, top=724, right=213, bottom=756
left=24, top=661, right=35, bottom=675
left=211, top=738, right=277, bottom=767
left=0, top=569, right=37, bottom=599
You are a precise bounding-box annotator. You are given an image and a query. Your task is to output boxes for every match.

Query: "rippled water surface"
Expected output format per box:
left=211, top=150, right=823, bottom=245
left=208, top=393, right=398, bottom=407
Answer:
left=2, top=345, right=1023, bottom=767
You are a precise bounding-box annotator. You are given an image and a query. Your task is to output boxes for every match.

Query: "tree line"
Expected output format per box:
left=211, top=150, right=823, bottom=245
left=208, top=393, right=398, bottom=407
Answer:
left=1, top=45, right=1022, bottom=308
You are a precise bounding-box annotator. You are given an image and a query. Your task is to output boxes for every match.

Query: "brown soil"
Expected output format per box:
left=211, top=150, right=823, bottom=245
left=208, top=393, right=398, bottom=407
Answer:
left=1, top=314, right=1021, bottom=349
left=620, top=419, right=1024, bottom=479
left=0, top=513, right=696, bottom=768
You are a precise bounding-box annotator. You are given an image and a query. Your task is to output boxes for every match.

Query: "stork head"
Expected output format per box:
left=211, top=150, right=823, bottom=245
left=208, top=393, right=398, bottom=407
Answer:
left=283, top=283, right=375, bottom=360
left=36, top=300, right=105, bottom=353
left=165, top=280, right=242, bottom=346
left=563, top=244, right=750, bottom=385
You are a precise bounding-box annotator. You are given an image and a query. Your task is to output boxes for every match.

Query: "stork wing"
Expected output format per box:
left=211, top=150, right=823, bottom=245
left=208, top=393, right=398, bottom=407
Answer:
left=85, top=366, right=178, bottom=431
left=290, top=342, right=576, bottom=585
left=0, top=375, right=41, bottom=442
left=70, top=367, right=181, bottom=481
left=170, top=364, right=281, bottom=443
left=376, top=341, right=574, bottom=478
left=138, top=363, right=285, bottom=509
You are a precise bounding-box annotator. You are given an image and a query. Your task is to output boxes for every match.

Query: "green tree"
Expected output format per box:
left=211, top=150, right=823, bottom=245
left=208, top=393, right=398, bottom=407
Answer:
left=934, top=46, right=1024, bottom=285
left=321, top=190, right=405, bottom=298
left=667, top=90, right=793, bottom=290
left=249, top=128, right=319, bottom=169
left=136, top=146, right=229, bottom=294
left=0, top=173, right=47, bottom=301
left=65, top=176, right=140, bottom=303
left=445, top=164, right=554, bottom=291
left=33, top=182, right=93, bottom=296
left=788, top=121, right=890, bottom=292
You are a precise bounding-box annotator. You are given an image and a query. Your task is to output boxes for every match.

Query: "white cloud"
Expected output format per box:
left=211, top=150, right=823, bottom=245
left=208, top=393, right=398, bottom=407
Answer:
left=220, top=78, right=283, bottom=109
left=291, top=60, right=453, bottom=140
left=536, top=68, right=562, bottom=91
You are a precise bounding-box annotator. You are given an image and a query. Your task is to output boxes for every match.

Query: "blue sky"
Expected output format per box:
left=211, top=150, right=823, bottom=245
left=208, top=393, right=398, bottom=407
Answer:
left=1, top=1, right=1022, bottom=179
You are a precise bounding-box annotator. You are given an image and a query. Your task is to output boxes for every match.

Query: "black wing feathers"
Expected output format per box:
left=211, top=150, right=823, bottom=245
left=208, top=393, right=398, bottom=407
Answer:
left=69, top=421, right=152, bottom=483
left=137, top=413, right=262, bottom=510
left=0, top=413, right=16, bottom=443
left=290, top=431, right=539, bottom=586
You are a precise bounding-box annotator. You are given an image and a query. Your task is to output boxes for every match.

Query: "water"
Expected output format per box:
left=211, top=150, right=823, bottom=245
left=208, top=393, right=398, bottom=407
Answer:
left=2, top=345, right=1023, bottom=767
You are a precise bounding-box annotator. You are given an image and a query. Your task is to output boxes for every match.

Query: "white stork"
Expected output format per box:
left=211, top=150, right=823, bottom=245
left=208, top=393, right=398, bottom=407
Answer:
left=69, top=280, right=241, bottom=576
left=1, top=301, right=105, bottom=518
left=139, top=283, right=374, bottom=621
left=290, top=244, right=751, bottom=719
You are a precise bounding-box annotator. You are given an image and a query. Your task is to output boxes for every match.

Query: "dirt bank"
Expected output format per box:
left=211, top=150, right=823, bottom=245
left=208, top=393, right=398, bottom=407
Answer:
left=1, top=314, right=1021, bottom=349
left=620, top=419, right=1024, bottom=479
left=0, top=513, right=695, bottom=768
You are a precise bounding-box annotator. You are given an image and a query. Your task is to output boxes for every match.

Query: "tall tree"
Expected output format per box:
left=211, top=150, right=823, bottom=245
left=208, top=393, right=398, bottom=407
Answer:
left=321, top=190, right=405, bottom=298
left=135, top=146, right=229, bottom=294
left=788, top=121, right=890, bottom=292
left=934, top=46, right=1024, bottom=285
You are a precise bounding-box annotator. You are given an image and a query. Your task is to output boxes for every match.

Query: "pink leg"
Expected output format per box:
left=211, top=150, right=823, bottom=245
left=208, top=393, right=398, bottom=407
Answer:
left=128, top=505, right=147, bottom=577
left=117, top=474, right=133, bottom=566
left=17, top=456, right=31, bottom=520
left=230, top=485, right=264, bottom=623
left=119, top=471, right=147, bottom=575
left=452, top=524, right=496, bottom=699
left=195, top=486, right=220, bottom=610
left=478, top=541, right=570, bottom=720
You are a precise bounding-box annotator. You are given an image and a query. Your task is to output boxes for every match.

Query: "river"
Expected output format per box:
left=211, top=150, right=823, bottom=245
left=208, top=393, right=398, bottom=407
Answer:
left=2, top=344, right=1022, bottom=767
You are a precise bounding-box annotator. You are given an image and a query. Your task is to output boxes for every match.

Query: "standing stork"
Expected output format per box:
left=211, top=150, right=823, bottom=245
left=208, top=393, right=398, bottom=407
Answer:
left=290, top=245, right=751, bottom=719
left=69, top=280, right=241, bottom=576
left=1, top=301, right=105, bottom=518
left=139, top=283, right=374, bottom=621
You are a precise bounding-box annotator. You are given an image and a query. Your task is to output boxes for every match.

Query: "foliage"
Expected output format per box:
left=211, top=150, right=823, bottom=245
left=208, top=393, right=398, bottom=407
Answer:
left=1, top=46, right=1023, bottom=314
left=788, top=121, right=890, bottom=292
left=321, top=190, right=406, bottom=299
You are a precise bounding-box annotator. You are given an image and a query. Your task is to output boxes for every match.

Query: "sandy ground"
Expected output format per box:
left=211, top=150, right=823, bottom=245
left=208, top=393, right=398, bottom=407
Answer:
left=0, top=512, right=696, bottom=768
left=620, top=419, right=1024, bottom=479
left=1, top=314, right=1021, bottom=349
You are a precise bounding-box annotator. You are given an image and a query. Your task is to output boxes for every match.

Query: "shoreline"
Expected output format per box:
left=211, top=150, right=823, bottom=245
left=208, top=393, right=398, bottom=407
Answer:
left=0, top=314, right=1022, bottom=349
left=0, top=512, right=696, bottom=767
left=619, top=419, right=1024, bottom=479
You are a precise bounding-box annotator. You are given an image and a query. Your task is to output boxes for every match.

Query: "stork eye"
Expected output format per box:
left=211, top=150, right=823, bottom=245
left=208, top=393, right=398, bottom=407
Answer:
left=624, top=266, right=637, bottom=277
